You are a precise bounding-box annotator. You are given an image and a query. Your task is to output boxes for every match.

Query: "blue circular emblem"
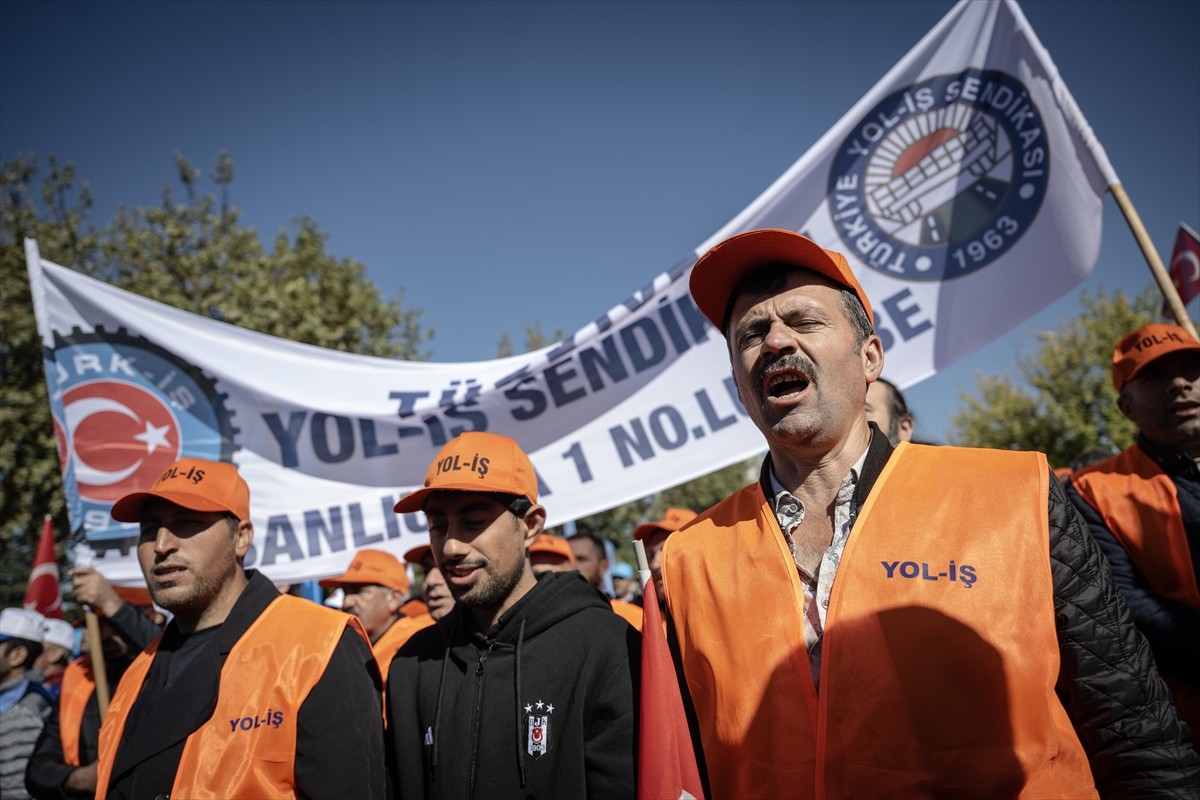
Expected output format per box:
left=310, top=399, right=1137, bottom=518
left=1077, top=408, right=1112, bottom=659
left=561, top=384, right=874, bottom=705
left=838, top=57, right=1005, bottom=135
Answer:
left=49, top=327, right=238, bottom=547
left=828, top=69, right=1049, bottom=280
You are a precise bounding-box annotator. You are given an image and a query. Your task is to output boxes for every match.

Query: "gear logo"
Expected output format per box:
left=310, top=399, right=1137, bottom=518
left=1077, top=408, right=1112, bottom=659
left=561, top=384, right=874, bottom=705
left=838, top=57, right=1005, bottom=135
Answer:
left=50, top=328, right=237, bottom=540
left=828, top=68, right=1049, bottom=281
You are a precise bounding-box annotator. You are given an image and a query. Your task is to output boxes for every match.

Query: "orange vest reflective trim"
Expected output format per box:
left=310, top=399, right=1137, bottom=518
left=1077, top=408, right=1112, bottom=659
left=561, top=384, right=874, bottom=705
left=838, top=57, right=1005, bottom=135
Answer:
left=372, top=614, right=433, bottom=683
left=96, top=595, right=367, bottom=799
left=610, top=599, right=644, bottom=632
left=59, top=658, right=95, bottom=766
left=663, top=444, right=1096, bottom=799
left=1071, top=445, right=1200, bottom=610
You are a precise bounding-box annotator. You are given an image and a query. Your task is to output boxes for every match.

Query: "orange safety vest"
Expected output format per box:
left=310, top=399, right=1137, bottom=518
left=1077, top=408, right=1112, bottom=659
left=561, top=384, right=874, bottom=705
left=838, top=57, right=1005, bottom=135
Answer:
left=610, top=599, right=644, bottom=632
left=663, top=443, right=1096, bottom=799
left=96, top=595, right=366, bottom=800
left=1071, top=444, right=1200, bottom=611
left=372, top=614, right=434, bottom=683
left=59, top=657, right=96, bottom=766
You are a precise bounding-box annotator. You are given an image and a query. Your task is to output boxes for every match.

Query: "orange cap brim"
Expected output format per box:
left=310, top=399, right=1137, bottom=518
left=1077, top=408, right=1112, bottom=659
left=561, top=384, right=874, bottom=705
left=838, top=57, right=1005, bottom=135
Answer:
left=689, top=228, right=873, bottom=332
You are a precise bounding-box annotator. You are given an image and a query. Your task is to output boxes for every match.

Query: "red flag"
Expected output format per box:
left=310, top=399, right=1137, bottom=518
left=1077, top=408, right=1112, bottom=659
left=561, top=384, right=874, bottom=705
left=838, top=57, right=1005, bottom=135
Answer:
left=24, top=516, right=64, bottom=619
left=638, top=578, right=703, bottom=800
left=1164, top=223, right=1200, bottom=314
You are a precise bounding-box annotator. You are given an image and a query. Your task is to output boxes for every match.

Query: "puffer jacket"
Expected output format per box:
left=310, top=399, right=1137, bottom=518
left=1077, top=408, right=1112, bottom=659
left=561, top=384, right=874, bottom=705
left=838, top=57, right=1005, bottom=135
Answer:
left=669, top=433, right=1199, bottom=798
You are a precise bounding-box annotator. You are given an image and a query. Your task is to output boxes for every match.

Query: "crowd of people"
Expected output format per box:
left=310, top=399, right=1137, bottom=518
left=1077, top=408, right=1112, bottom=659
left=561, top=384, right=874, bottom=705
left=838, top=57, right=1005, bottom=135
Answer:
left=3, top=227, right=1198, bottom=798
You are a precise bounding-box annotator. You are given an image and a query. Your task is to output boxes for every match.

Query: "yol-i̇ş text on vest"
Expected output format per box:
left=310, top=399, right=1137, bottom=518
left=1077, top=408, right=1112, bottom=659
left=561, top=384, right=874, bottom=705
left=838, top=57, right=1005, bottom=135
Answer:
left=662, top=443, right=1096, bottom=799
left=95, top=595, right=363, bottom=799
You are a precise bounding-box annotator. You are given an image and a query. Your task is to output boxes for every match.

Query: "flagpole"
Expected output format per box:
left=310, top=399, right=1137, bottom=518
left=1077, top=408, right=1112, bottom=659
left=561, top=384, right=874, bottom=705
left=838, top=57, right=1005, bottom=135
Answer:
left=84, top=610, right=111, bottom=717
left=1109, top=183, right=1199, bottom=339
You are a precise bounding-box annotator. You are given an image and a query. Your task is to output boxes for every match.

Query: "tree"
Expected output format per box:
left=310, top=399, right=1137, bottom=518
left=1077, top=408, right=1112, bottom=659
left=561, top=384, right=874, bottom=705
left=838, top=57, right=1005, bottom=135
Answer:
left=949, top=288, right=1161, bottom=468
left=0, top=152, right=431, bottom=608
left=555, top=461, right=755, bottom=568
left=497, top=320, right=565, bottom=357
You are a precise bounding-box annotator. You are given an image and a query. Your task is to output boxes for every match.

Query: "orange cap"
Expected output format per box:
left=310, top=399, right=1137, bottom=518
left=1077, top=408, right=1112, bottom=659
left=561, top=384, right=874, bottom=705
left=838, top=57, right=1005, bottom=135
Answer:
left=394, top=432, right=539, bottom=513
left=634, top=507, right=698, bottom=541
left=319, top=548, right=410, bottom=593
left=403, top=543, right=433, bottom=566
left=1112, top=323, right=1200, bottom=390
left=111, top=457, right=250, bottom=522
left=689, top=228, right=873, bottom=332
left=528, top=534, right=575, bottom=565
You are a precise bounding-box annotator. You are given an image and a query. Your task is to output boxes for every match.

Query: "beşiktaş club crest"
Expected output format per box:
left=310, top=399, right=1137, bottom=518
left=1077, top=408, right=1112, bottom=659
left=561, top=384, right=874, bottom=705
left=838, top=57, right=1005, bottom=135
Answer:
left=524, top=699, right=553, bottom=759
left=828, top=68, right=1049, bottom=281
left=49, top=327, right=238, bottom=548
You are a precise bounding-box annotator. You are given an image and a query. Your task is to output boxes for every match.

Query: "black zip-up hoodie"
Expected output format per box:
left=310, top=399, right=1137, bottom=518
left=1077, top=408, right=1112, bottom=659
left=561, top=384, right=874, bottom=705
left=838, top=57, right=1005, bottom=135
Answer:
left=386, top=570, right=639, bottom=800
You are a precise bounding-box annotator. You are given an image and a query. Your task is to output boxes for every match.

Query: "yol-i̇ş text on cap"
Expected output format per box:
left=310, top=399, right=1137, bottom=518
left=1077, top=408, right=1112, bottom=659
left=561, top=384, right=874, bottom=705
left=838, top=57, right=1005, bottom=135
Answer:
left=689, top=228, right=873, bottom=332
left=0, top=607, right=47, bottom=642
left=319, top=548, right=410, bottom=593
left=1111, top=323, right=1200, bottom=390
left=111, top=457, right=250, bottom=523
left=394, top=431, right=539, bottom=513
left=634, top=507, right=699, bottom=541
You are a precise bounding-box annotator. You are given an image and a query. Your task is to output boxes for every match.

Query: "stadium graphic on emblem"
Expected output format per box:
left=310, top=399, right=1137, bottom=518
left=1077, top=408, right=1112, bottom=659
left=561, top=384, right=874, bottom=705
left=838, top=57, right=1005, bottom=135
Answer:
left=829, top=69, right=1049, bottom=281
left=48, top=327, right=238, bottom=551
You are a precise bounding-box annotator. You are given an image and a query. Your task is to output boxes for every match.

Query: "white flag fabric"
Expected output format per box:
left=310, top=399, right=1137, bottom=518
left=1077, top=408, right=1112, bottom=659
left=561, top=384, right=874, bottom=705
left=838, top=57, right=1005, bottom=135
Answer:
left=27, top=0, right=1115, bottom=585
left=702, top=0, right=1116, bottom=385
left=27, top=242, right=763, bottom=584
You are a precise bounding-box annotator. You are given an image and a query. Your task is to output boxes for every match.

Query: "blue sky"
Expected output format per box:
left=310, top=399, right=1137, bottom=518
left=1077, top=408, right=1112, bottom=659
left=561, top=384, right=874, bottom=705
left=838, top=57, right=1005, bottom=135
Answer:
left=3, top=0, right=1197, bottom=446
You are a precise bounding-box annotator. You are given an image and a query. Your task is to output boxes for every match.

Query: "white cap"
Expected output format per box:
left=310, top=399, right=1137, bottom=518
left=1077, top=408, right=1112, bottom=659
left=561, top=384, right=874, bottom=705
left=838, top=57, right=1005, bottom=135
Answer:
left=0, top=608, right=47, bottom=642
left=42, top=618, right=76, bottom=651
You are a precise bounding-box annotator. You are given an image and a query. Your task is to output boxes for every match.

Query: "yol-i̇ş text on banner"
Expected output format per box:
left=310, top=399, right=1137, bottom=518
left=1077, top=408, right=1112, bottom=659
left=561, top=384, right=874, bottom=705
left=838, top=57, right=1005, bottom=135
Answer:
left=26, top=0, right=1116, bottom=585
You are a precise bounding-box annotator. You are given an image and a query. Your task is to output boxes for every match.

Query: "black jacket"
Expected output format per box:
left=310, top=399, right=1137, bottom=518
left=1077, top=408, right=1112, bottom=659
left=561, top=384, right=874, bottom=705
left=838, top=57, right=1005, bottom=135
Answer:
left=104, top=570, right=386, bottom=799
left=1066, top=436, right=1200, bottom=676
left=387, top=570, right=639, bottom=800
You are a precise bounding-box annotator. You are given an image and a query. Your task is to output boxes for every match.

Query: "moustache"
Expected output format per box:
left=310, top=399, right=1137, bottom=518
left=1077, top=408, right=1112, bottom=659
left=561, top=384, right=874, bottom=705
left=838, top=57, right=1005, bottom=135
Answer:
left=754, top=353, right=817, bottom=390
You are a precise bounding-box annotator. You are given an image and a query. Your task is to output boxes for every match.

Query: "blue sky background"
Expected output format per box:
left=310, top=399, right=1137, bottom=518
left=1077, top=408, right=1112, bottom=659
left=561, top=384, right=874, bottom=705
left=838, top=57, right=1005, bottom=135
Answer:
left=3, top=0, right=1197, bottom=447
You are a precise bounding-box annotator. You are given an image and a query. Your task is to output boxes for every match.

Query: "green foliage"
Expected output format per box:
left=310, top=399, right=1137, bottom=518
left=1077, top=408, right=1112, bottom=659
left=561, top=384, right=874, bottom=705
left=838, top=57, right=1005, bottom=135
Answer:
left=949, top=288, right=1161, bottom=468
left=552, top=459, right=757, bottom=567
left=497, top=321, right=566, bottom=357
left=0, top=152, right=431, bottom=608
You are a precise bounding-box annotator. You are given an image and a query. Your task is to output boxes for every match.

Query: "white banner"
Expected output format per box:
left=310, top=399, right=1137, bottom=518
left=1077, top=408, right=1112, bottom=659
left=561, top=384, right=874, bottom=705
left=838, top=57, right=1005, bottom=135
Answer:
left=705, top=0, right=1116, bottom=384
left=27, top=244, right=764, bottom=585
left=27, top=0, right=1114, bottom=585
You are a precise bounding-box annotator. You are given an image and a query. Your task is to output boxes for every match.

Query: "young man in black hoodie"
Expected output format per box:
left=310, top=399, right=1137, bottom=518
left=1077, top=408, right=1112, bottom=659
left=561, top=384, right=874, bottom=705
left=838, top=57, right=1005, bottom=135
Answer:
left=387, top=432, right=639, bottom=799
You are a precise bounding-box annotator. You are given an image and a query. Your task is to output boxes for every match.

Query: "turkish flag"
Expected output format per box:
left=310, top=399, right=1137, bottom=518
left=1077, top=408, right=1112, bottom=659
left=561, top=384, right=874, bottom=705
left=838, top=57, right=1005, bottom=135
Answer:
left=638, top=578, right=704, bottom=800
left=24, top=516, right=64, bottom=619
left=1165, top=223, right=1200, bottom=313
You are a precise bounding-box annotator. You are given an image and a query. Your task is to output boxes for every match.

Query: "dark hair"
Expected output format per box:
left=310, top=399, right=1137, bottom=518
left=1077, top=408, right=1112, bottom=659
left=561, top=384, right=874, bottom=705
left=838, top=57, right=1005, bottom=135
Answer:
left=872, top=377, right=913, bottom=444
left=1, top=637, right=43, bottom=670
left=496, top=493, right=533, bottom=517
left=722, top=262, right=873, bottom=346
left=425, top=490, right=532, bottom=517
left=566, top=531, right=607, bottom=557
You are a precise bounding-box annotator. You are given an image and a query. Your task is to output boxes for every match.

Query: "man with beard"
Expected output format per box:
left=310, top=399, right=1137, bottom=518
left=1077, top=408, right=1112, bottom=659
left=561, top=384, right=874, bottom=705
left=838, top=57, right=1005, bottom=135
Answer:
left=320, top=549, right=432, bottom=683
left=386, top=432, right=638, bottom=800
left=662, top=228, right=1198, bottom=798
left=1068, top=323, right=1200, bottom=748
left=93, top=457, right=385, bottom=799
